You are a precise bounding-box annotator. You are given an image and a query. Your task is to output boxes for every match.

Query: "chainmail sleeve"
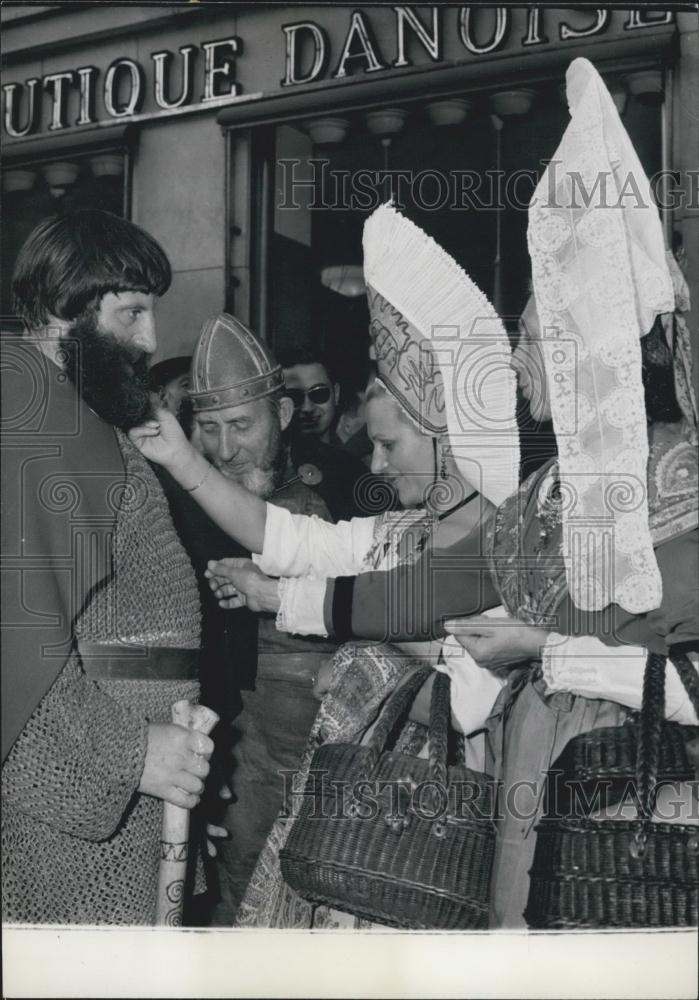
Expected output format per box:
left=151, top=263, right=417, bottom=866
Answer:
left=1, top=653, right=148, bottom=842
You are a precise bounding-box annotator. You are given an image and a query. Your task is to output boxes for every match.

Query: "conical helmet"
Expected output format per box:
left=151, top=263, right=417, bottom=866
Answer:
left=189, top=312, right=283, bottom=412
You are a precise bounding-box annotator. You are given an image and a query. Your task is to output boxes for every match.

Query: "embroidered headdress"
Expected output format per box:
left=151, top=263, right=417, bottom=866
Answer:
left=362, top=203, right=520, bottom=507
left=528, top=57, right=675, bottom=614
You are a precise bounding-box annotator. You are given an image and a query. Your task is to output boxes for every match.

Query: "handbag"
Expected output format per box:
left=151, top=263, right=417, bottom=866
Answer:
left=525, top=651, right=699, bottom=928
left=279, top=664, right=496, bottom=929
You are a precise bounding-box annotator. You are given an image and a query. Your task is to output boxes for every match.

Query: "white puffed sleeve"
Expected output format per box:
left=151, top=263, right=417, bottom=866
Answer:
left=542, top=634, right=698, bottom=724
left=276, top=577, right=328, bottom=637
left=253, top=503, right=376, bottom=579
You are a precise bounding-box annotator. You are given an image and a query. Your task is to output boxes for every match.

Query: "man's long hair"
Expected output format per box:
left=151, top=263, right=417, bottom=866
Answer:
left=12, top=209, right=171, bottom=328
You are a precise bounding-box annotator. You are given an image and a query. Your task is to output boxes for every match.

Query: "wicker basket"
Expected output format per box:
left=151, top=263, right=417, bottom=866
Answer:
left=526, top=651, right=699, bottom=929
left=280, top=666, right=496, bottom=929
left=546, top=719, right=698, bottom=818
left=526, top=817, right=699, bottom=928
left=554, top=719, right=697, bottom=782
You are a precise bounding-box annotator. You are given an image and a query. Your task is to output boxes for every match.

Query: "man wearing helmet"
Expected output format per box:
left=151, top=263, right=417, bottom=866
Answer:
left=156, top=313, right=338, bottom=923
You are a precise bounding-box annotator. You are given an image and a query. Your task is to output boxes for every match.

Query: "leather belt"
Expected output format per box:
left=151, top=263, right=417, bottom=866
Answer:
left=77, top=642, right=200, bottom=681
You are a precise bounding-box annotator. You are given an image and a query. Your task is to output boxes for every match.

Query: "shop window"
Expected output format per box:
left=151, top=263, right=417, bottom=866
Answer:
left=2, top=144, right=129, bottom=326
left=239, top=80, right=662, bottom=402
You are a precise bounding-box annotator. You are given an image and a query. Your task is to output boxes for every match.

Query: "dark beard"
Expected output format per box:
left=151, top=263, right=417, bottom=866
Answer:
left=178, top=395, right=195, bottom=438
left=63, top=311, right=155, bottom=431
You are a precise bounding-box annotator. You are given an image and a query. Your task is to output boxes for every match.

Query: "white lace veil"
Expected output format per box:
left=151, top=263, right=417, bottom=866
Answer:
left=528, top=57, right=675, bottom=613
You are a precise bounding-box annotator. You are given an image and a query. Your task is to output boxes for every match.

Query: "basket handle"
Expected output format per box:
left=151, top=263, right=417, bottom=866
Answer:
left=350, top=667, right=466, bottom=833
left=631, top=648, right=698, bottom=858
left=361, top=666, right=461, bottom=791
left=669, top=648, right=699, bottom=781
left=631, top=652, right=666, bottom=858
left=428, top=671, right=452, bottom=791
left=362, top=663, right=433, bottom=773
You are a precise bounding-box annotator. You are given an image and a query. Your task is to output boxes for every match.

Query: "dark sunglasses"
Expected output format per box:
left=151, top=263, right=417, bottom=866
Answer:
left=287, top=385, right=332, bottom=408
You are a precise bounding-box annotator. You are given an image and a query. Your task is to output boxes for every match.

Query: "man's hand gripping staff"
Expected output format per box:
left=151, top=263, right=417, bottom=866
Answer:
left=154, top=700, right=219, bottom=926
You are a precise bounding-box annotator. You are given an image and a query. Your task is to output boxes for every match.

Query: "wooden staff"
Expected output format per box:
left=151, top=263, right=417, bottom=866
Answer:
left=155, top=699, right=219, bottom=926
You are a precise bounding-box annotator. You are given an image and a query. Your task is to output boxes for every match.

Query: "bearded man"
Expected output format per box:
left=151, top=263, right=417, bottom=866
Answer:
left=1, top=210, right=213, bottom=924
left=155, top=313, right=338, bottom=923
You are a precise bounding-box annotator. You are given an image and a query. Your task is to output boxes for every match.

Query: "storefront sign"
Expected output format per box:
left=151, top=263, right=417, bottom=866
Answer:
left=3, top=37, right=246, bottom=138
left=282, top=6, right=672, bottom=85
left=2, top=7, right=674, bottom=139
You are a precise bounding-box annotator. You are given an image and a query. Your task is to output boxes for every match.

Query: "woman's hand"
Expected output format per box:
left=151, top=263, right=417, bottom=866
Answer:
left=133, top=411, right=268, bottom=555
left=444, top=616, right=549, bottom=672
left=128, top=407, right=197, bottom=473
left=206, top=557, right=281, bottom=613
left=312, top=658, right=335, bottom=700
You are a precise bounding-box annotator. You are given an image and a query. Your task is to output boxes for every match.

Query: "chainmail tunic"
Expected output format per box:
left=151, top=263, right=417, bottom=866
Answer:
left=2, top=432, right=201, bottom=925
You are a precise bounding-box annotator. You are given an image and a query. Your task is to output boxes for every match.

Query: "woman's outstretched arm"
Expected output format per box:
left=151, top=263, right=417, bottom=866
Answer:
left=325, top=529, right=501, bottom=642
left=131, top=409, right=377, bottom=575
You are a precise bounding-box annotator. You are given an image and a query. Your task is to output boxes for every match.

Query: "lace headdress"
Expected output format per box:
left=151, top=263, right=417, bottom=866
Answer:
left=528, top=57, right=675, bottom=613
left=362, top=203, right=520, bottom=507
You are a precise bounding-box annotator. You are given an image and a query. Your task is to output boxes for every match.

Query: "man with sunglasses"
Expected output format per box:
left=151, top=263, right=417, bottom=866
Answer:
left=279, top=347, right=389, bottom=521
left=279, top=349, right=339, bottom=442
